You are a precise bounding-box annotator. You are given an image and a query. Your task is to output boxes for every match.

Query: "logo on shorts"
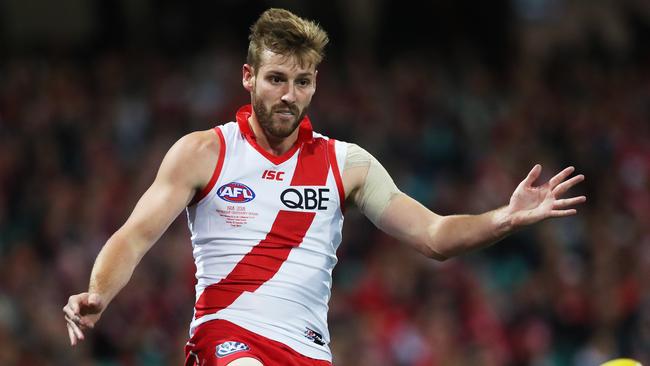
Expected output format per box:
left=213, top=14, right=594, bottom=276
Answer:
left=304, top=327, right=325, bottom=346
left=217, top=182, right=256, bottom=203
left=215, top=341, right=250, bottom=358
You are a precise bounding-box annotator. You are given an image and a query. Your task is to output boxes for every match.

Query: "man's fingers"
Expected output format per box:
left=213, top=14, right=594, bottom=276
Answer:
left=86, top=297, right=97, bottom=308
left=549, top=166, right=575, bottom=188
left=523, top=164, right=542, bottom=187
left=67, top=323, right=77, bottom=346
left=81, top=294, right=103, bottom=315
left=87, top=293, right=101, bottom=307
left=64, top=293, right=99, bottom=345
left=78, top=316, right=95, bottom=329
left=550, top=209, right=577, bottom=217
left=62, top=305, right=81, bottom=323
left=552, top=174, right=585, bottom=196
left=553, top=196, right=587, bottom=209
left=68, top=295, right=81, bottom=314
left=65, top=315, right=85, bottom=341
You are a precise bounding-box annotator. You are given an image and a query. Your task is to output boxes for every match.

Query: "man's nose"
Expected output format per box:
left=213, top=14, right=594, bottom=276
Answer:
left=281, top=83, right=296, bottom=104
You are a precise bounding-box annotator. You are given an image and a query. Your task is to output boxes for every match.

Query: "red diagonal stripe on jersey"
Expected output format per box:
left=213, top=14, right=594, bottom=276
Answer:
left=194, top=210, right=315, bottom=318
left=194, top=137, right=331, bottom=319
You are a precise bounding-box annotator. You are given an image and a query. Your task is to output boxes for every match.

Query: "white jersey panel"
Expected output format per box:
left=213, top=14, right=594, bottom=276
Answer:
left=186, top=118, right=348, bottom=361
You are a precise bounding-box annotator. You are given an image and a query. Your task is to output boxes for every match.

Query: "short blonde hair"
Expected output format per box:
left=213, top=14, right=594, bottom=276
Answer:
left=247, top=8, right=329, bottom=71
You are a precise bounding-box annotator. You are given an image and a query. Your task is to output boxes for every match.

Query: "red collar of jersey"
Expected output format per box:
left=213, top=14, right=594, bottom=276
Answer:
left=236, top=104, right=314, bottom=144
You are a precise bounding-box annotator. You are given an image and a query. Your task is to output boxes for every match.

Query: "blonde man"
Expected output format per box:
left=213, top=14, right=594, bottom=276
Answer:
left=63, top=8, right=585, bottom=366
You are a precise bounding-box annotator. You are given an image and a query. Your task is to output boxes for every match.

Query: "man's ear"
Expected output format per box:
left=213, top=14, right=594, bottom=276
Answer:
left=242, top=64, right=255, bottom=92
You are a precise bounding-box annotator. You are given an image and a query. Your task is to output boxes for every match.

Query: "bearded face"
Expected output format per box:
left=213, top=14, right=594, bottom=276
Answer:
left=245, top=50, right=316, bottom=141
left=252, top=96, right=307, bottom=139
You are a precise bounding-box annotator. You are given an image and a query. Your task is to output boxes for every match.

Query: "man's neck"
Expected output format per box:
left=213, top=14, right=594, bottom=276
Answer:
left=247, top=116, right=300, bottom=156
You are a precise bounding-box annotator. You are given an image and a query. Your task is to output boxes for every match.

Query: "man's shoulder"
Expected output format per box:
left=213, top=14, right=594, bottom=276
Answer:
left=176, top=128, right=222, bottom=155
left=163, top=129, right=222, bottom=175
left=160, top=129, right=223, bottom=189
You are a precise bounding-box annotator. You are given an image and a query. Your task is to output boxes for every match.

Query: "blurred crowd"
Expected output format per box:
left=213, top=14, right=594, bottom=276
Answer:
left=1, top=2, right=650, bottom=366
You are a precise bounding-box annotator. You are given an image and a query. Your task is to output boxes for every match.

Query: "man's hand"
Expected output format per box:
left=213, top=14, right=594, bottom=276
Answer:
left=507, top=164, right=586, bottom=227
left=62, top=292, right=104, bottom=346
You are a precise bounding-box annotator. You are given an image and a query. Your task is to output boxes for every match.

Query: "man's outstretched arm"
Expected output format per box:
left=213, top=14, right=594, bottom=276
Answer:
left=343, top=144, right=586, bottom=260
left=62, top=130, right=219, bottom=345
left=379, top=165, right=585, bottom=259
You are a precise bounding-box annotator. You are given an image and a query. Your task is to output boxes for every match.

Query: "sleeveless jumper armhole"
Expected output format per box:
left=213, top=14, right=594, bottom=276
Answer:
left=189, top=127, right=226, bottom=206
left=327, top=139, right=345, bottom=213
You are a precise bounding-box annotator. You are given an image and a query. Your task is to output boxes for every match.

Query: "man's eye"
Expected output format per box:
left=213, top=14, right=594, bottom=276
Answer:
left=270, top=76, right=282, bottom=83
left=297, top=79, right=311, bottom=86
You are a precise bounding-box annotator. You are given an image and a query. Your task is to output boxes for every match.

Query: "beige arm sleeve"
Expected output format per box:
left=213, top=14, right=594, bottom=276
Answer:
left=344, top=144, right=402, bottom=226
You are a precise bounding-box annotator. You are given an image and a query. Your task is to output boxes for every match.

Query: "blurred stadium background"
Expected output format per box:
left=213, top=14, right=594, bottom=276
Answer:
left=1, top=0, right=649, bottom=365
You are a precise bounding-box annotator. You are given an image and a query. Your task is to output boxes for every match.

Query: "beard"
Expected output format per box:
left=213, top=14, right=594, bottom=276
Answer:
left=252, top=97, right=307, bottom=139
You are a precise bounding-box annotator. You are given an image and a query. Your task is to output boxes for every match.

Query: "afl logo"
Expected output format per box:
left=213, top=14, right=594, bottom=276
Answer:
left=217, top=182, right=256, bottom=203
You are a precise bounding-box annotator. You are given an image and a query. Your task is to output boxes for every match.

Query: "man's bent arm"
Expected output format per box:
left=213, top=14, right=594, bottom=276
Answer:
left=89, top=131, right=217, bottom=304
left=64, top=130, right=219, bottom=345
left=89, top=173, right=193, bottom=303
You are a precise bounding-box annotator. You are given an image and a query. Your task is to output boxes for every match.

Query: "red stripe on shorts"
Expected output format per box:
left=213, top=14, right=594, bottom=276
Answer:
left=194, top=138, right=331, bottom=319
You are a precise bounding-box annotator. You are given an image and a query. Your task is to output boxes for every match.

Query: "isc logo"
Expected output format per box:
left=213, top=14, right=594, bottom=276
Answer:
left=262, top=169, right=285, bottom=181
left=217, top=182, right=256, bottom=203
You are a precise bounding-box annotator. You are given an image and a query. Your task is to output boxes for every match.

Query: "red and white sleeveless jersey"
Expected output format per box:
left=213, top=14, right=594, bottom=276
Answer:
left=186, top=105, right=347, bottom=361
